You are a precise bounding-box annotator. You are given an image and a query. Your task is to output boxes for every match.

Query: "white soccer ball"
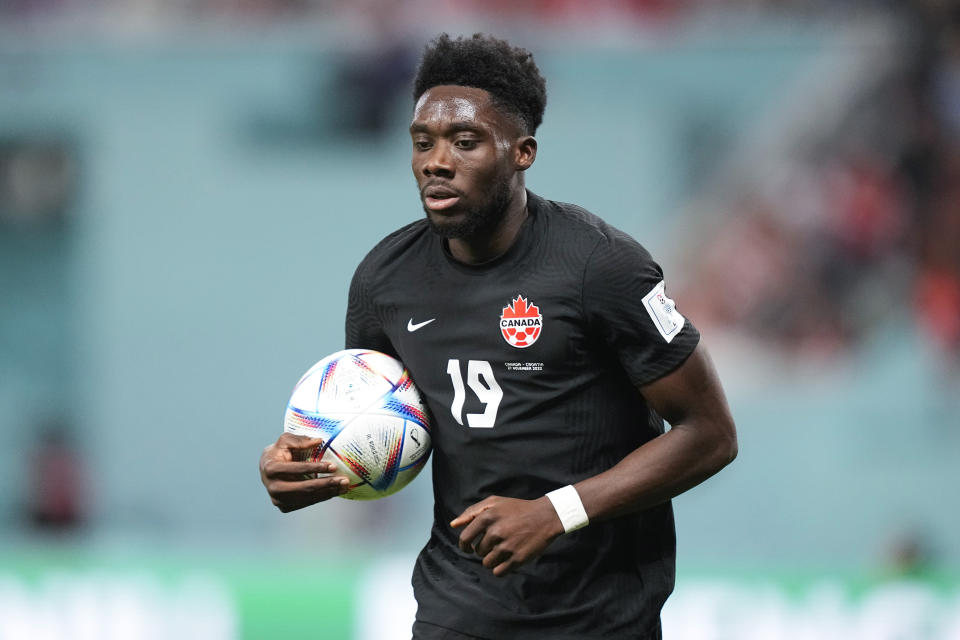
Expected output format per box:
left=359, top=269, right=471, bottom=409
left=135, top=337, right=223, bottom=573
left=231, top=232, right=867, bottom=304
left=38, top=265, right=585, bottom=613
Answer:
left=283, top=349, right=432, bottom=500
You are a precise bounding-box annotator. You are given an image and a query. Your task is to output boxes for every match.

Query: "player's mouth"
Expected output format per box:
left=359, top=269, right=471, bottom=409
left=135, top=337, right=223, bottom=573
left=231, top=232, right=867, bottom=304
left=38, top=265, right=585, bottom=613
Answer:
left=422, top=184, right=463, bottom=211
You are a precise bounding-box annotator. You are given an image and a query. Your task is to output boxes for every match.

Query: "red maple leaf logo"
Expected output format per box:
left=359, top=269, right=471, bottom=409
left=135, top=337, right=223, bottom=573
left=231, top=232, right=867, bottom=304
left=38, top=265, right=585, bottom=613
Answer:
left=500, top=295, right=542, bottom=348
left=502, top=295, right=540, bottom=319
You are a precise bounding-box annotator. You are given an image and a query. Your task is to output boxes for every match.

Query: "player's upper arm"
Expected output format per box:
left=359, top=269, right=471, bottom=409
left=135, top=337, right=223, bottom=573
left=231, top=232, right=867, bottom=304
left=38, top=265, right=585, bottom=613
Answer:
left=639, top=342, right=738, bottom=465
left=581, top=230, right=700, bottom=387
left=344, top=260, right=397, bottom=358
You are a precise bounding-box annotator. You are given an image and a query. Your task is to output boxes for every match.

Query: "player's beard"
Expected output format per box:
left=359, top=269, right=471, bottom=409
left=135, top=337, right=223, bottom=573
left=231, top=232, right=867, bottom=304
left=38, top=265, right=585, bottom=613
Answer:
left=423, top=172, right=514, bottom=240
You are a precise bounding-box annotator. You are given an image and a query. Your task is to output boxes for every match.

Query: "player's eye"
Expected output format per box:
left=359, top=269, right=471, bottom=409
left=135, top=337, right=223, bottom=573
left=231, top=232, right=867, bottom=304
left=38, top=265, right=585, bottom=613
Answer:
left=455, top=139, right=478, bottom=150
left=413, top=140, right=432, bottom=152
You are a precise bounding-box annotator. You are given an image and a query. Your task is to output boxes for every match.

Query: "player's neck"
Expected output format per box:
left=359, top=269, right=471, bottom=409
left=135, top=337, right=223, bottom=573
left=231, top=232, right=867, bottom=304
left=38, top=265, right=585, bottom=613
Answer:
left=448, top=189, right=529, bottom=265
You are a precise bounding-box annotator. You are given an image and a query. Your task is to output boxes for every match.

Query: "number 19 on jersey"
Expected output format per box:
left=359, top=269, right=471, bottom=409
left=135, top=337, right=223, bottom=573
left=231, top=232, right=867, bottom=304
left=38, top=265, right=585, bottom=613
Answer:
left=446, top=359, right=503, bottom=429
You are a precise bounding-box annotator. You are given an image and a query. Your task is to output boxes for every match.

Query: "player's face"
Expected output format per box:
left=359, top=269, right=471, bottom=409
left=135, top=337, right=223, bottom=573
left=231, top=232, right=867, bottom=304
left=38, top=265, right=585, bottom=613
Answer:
left=410, top=85, right=524, bottom=239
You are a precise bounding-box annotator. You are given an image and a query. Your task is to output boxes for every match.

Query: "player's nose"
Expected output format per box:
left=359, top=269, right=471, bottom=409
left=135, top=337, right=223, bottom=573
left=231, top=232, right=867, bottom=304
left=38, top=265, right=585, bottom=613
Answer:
left=423, top=141, right=454, bottom=177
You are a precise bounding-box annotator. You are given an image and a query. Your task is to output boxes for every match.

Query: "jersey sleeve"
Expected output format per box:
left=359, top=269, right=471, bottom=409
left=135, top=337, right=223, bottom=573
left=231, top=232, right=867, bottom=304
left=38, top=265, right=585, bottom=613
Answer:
left=344, top=258, right=398, bottom=358
left=582, top=228, right=700, bottom=387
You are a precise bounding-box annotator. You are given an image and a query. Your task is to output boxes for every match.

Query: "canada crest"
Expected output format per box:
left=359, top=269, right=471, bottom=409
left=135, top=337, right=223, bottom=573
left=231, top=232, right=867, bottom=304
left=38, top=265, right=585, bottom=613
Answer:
left=500, top=295, right=542, bottom=348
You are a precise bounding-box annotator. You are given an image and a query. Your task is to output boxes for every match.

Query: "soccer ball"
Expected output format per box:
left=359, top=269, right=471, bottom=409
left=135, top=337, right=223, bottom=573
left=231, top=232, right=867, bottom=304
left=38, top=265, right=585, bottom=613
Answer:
left=283, top=349, right=431, bottom=500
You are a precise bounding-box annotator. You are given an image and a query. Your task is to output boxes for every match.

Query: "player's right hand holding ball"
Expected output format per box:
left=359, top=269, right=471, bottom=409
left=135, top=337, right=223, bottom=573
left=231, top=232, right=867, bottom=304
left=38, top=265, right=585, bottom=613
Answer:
left=259, top=433, right=351, bottom=512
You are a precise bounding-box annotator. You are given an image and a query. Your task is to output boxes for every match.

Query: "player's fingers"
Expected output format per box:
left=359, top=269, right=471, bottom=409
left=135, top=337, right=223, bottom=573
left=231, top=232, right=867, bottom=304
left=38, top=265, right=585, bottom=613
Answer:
left=450, top=513, right=473, bottom=528
left=267, top=475, right=350, bottom=497
left=450, top=502, right=484, bottom=527
left=450, top=498, right=495, bottom=528
left=289, top=437, right=325, bottom=451
left=261, top=442, right=299, bottom=467
left=491, top=559, right=516, bottom=577
left=268, top=476, right=351, bottom=512
left=475, top=532, right=503, bottom=557
left=264, top=460, right=338, bottom=480
left=278, top=433, right=325, bottom=450
left=482, top=546, right=512, bottom=571
left=450, top=513, right=474, bottom=528
left=456, top=519, right=488, bottom=554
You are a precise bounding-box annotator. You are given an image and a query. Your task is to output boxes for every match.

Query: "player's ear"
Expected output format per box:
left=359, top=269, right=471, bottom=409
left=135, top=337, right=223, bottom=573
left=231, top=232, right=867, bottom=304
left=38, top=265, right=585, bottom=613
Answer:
left=514, top=136, right=537, bottom=171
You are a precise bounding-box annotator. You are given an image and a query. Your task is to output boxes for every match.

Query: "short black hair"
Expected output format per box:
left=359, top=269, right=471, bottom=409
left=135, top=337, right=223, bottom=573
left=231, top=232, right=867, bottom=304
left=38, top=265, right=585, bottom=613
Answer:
left=412, top=33, right=547, bottom=135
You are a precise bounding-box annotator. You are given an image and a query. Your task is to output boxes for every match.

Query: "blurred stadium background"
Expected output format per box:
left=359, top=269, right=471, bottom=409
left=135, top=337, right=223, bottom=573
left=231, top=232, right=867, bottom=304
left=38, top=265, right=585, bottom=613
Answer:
left=2, top=0, right=959, bottom=638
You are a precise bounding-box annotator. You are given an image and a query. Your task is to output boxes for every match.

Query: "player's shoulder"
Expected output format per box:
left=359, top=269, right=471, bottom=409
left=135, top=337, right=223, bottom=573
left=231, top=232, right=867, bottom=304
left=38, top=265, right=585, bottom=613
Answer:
left=354, top=219, right=432, bottom=277
left=533, top=192, right=606, bottom=236
left=531, top=192, right=653, bottom=262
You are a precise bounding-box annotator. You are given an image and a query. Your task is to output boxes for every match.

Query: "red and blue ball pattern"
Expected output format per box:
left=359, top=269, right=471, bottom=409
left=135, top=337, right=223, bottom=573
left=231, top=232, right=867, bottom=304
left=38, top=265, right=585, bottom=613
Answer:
left=283, top=349, right=432, bottom=500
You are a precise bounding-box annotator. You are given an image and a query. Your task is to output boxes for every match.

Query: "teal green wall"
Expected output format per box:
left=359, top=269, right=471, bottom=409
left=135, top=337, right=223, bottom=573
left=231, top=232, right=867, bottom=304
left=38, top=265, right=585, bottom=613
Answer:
left=2, top=28, right=956, bottom=571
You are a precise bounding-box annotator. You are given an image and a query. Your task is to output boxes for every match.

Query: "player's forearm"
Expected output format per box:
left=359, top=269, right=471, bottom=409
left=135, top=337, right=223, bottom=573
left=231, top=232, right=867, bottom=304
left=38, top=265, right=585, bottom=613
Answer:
left=573, top=419, right=737, bottom=523
left=567, top=343, right=738, bottom=523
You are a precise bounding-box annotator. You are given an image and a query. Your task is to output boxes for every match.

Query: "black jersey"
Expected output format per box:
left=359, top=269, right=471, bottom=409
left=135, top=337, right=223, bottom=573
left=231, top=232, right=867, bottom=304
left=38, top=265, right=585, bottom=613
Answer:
left=345, top=192, right=700, bottom=639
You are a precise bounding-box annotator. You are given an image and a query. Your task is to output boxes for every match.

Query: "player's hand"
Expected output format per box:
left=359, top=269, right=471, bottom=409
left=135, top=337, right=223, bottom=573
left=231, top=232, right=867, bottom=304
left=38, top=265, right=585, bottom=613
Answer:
left=259, top=433, right=350, bottom=512
left=450, top=495, right=564, bottom=577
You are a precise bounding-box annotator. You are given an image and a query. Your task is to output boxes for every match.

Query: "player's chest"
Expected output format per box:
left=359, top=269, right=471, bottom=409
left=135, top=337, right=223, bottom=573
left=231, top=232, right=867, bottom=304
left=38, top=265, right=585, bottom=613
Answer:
left=376, top=279, right=591, bottom=421
left=384, top=277, right=583, bottom=361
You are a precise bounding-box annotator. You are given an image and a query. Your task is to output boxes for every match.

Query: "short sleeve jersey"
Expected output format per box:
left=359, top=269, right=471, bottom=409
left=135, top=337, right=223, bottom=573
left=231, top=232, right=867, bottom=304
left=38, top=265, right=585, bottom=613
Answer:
left=345, top=192, right=700, bottom=639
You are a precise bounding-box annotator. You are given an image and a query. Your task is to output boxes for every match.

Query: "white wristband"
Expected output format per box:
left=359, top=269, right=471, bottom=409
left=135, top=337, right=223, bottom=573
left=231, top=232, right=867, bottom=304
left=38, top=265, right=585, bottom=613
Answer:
left=545, top=485, right=589, bottom=533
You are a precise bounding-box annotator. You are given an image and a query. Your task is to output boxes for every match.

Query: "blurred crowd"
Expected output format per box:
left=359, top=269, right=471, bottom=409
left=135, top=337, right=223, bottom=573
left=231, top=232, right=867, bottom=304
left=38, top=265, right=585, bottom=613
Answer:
left=0, top=0, right=919, bottom=31
left=0, top=0, right=686, bottom=28
left=5, top=0, right=957, bottom=366
left=680, top=1, right=960, bottom=368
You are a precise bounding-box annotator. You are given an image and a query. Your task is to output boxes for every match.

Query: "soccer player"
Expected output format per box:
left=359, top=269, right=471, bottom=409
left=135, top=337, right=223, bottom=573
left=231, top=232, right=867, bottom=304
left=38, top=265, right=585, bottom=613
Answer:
left=260, top=33, right=738, bottom=639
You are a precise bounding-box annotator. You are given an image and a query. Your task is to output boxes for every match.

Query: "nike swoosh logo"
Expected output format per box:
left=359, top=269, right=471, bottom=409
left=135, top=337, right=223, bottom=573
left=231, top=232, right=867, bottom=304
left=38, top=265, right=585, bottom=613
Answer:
left=407, top=318, right=435, bottom=332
